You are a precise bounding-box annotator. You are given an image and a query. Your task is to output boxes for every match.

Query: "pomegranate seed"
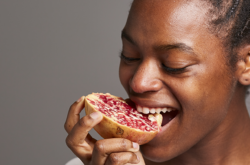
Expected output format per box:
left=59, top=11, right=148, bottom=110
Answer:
left=87, top=93, right=159, bottom=132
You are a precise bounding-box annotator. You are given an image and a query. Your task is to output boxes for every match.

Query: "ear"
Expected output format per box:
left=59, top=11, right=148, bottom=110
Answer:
left=237, top=45, right=250, bottom=86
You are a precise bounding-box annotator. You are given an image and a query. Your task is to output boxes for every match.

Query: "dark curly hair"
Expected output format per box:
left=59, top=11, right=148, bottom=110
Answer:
left=206, top=0, right=250, bottom=66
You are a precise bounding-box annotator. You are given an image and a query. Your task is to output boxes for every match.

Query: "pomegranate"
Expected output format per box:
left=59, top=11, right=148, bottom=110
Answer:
left=85, top=93, right=162, bottom=145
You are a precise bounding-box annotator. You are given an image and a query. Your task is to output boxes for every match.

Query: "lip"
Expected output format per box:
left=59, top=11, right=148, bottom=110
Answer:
left=130, top=96, right=180, bottom=110
left=156, top=111, right=179, bottom=137
left=152, top=113, right=180, bottom=140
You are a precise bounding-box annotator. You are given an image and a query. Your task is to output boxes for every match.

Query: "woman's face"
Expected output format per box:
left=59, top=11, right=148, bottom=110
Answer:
left=119, top=0, right=237, bottom=162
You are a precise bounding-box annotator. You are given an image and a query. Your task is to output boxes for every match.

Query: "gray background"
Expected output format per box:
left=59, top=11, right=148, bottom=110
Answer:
left=0, top=1, right=132, bottom=165
left=1, top=1, right=249, bottom=165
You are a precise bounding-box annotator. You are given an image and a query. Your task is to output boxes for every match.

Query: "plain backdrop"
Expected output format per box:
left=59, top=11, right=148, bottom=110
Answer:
left=0, top=1, right=132, bottom=164
left=1, top=1, right=250, bottom=165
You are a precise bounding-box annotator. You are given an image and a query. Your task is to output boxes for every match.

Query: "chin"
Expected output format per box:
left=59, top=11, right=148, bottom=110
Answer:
left=140, top=143, right=174, bottom=163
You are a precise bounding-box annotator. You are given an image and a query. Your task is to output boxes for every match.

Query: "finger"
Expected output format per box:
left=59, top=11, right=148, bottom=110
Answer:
left=105, top=152, right=140, bottom=165
left=66, top=112, right=103, bottom=160
left=64, top=96, right=85, bottom=133
left=126, top=152, right=145, bottom=165
left=91, top=138, right=140, bottom=165
left=85, top=133, right=97, bottom=148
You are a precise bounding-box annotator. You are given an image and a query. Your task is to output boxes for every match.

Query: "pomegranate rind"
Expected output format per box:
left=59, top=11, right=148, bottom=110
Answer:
left=85, top=93, right=162, bottom=145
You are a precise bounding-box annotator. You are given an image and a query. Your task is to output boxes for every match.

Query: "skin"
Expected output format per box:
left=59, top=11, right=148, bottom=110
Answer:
left=65, top=0, right=250, bottom=164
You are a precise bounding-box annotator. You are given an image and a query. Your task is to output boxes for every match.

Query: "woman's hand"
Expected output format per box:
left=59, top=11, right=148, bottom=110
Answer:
left=64, top=96, right=145, bottom=165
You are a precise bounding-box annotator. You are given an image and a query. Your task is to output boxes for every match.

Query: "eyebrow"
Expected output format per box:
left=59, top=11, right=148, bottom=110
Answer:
left=121, top=30, right=137, bottom=46
left=121, top=30, right=196, bottom=55
left=153, top=43, right=196, bottom=55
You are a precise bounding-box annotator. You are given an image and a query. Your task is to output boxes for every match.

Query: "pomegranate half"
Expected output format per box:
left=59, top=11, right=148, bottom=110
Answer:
left=85, top=93, right=162, bottom=145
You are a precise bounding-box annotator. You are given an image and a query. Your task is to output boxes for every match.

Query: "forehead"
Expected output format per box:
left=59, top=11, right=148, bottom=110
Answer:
left=129, top=0, right=208, bottom=24
left=126, top=0, right=208, bottom=38
left=124, top=0, right=222, bottom=57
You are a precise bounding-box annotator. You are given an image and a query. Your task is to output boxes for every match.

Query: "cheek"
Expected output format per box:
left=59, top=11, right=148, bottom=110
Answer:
left=175, top=66, right=235, bottom=132
left=177, top=73, right=232, bottom=113
left=177, top=65, right=235, bottom=129
left=175, top=58, right=234, bottom=108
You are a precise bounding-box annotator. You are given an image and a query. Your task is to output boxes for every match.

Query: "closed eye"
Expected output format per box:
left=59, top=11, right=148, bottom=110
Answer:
left=162, top=64, right=187, bottom=74
left=119, top=53, right=140, bottom=62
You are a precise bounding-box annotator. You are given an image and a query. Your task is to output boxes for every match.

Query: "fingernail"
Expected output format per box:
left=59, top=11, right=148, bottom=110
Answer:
left=132, top=142, right=139, bottom=149
left=90, top=112, right=101, bottom=119
left=76, top=97, right=82, bottom=103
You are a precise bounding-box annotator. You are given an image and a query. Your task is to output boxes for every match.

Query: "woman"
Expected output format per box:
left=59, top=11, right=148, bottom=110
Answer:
left=64, top=0, right=250, bottom=164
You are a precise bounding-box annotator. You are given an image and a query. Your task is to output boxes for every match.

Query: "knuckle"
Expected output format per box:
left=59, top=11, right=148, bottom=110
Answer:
left=65, top=135, right=74, bottom=149
left=131, top=153, right=140, bottom=163
left=94, top=140, right=106, bottom=154
left=64, top=122, right=68, bottom=131
left=64, top=122, right=70, bottom=132
left=120, top=138, right=128, bottom=150
left=79, top=116, right=92, bottom=128
left=109, top=153, right=119, bottom=164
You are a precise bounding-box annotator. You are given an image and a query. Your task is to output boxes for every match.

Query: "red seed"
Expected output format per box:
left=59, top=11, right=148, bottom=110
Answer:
left=87, top=93, right=159, bottom=132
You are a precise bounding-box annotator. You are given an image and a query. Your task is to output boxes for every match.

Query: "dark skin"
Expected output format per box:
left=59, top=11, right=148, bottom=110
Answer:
left=65, top=0, right=250, bottom=164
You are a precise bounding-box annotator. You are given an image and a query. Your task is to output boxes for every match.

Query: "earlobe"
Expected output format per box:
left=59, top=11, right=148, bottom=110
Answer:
left=238, top=50, right=250, bottom=85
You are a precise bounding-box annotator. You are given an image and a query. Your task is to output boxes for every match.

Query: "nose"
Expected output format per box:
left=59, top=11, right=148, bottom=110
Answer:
left=129, top=59, right=162, bottom=94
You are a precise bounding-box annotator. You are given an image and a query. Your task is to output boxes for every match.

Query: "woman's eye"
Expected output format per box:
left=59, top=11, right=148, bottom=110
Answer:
left=162, top=64, right=187, bottom=74
left=119, top=53, right=140, bottom=63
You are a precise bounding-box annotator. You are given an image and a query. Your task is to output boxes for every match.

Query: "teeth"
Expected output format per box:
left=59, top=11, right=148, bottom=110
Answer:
left=155, top=108, right=161, bottom=114
left=142, top=107, right=149, bottom=114
left=136, top=105, right=175, bottom=114
left=137, top=106, right=143, bottom=112
left=150, top=108, right=155, bottom=114
left=162, top=108, right=167, bottom=113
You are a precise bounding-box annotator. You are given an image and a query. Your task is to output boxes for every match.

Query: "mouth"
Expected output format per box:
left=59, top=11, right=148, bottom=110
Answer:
left=136, top=105, right=179, bottom=126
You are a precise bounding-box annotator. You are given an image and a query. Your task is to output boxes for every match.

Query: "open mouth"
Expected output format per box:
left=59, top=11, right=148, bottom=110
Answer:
left=136, top=105, right=179, bottom=126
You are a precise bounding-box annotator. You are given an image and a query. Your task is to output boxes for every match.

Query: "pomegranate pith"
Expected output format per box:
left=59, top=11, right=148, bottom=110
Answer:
left=85, top=93, right=162, bottom=145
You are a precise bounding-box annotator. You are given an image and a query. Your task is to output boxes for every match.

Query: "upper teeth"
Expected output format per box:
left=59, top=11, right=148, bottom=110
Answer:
left=136, top=105, right=174, bottom=114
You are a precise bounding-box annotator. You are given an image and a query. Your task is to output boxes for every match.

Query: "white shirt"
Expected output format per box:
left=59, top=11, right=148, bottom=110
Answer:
left=65, top=157, right=84, bottom=165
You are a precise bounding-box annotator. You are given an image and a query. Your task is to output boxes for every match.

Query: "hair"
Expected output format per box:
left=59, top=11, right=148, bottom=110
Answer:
left=205, top=0, right=250, bottom=94
left=205, top=0, right=250, bottom=67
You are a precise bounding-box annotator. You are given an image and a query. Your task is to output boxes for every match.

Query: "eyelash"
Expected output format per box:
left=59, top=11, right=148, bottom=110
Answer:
left=162, top=64, right=187, bottom=74
left=119, top=53, right=140, bottom=62
left=119, top=53, right=187, bottom=74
